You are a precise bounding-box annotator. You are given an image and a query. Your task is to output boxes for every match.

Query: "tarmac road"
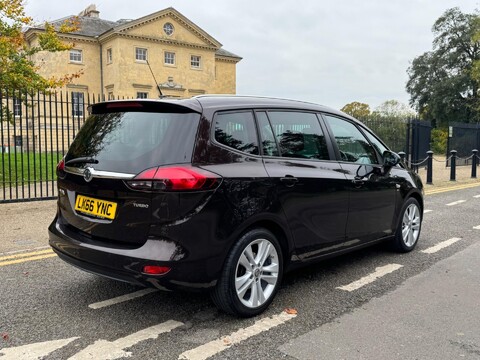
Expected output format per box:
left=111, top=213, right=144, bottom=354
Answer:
left=0, top=184, right=479, bottom=359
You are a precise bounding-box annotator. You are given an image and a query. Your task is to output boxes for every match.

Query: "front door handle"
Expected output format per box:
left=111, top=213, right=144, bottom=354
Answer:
left=352, top=178, right=364, bottom=187
left=280, top=175, right=298, bottom=187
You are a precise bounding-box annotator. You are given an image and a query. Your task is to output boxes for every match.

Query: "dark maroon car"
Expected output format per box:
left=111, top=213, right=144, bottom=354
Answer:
left=49, top=95, right=423, bottom=317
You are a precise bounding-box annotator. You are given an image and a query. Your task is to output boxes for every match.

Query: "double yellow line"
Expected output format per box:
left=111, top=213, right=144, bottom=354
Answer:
left=425, top=182, right=480, bottom=195
left=0, top=249, right=56, bottom=267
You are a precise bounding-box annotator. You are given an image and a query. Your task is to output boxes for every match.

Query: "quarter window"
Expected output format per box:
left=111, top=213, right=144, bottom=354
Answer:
left=69, top=49, right=82, bottom=63
left=324, top=115, right=378, bottom=164
left=191, top=55, right=201, bottom=68
left=164, top=52, right=175, bottom=65
left=72, top=92, right=84, bottom=117
left=135, top=48, right=147, bottom=61
left=267, top=111, right=329, bottom=160
left=214, top=112, right=259, bottom=155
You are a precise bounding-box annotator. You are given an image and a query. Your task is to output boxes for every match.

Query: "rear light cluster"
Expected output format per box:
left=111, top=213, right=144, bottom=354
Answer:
left=126, top=166, right=221, bottom=192
left=142, top=265, right=171, bottom=275
left=57, top=157, right=66, bottom=179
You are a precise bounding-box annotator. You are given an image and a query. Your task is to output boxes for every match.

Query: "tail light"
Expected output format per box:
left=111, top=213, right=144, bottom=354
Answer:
left=57, top=157, right=66, bottom=179
left=126, top=166, right=221, bottom=192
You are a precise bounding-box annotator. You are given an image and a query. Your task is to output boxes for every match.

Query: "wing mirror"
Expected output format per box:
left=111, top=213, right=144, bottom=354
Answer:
left=383, top=150, right=401, bottom=168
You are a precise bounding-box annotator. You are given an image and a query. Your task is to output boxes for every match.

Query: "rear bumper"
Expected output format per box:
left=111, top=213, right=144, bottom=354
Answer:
left=48, top=217, right=218, bottom=291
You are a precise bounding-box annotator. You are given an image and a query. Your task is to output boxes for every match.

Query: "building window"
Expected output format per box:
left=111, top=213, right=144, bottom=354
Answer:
left=135, top=47, right=147, bottom=62
left=164, top=51, right=175, bottom=65
left=108, top=92, right=114, bottom=100
left=136, top=92, right=148, bottom=99
left=191, top=55, right=201, bottom=69
left=72, top=92, right=84, bottom=117
left=163, top=23, right=174, bottom=36
left=106, top=48, right=112, bottom=64
left=70, top=49, right=83, bottom=63
left=13, top=98, right=22, bottom=116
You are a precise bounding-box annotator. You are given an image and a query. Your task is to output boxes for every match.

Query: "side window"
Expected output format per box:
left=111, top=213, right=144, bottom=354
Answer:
left=214, top=111, right=259, bottom=155
left=267, top=111, right=329, bottom=160
left=256, top=112, right=279, bottom=156
left=324, top=115, right=378, bottom=164
left=363, top=128, right=389, bottom=159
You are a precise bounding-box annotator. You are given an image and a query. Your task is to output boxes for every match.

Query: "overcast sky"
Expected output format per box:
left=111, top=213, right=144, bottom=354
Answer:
left=25, top=0, right=479, bottom=111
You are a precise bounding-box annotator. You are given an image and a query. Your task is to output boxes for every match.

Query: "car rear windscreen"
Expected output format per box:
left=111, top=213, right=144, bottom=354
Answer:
left=66, top=111, right=200, bottom=174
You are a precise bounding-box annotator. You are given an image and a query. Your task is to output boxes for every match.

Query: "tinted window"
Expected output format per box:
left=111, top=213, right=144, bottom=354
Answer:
left=256, top=112, right=279, bottom=156
left=324, top=115, right=378, bottom=164
left=66, top=112, right=200, bottom=174
left=267, top=111, right=329, bottom=160
left=214, top=111, right=259, bottom=155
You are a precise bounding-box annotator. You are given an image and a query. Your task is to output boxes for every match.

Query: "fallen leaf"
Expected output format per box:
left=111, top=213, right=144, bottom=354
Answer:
left=1, top=332, right=9, bottom=341
left=284, top=308, right=298, bottom=315
left=223, top=337, right=232, bottom=346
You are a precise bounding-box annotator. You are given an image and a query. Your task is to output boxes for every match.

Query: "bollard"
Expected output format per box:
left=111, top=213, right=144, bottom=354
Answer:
left=426, top=151, right=433, bottom=184
left=472, top=149, right=478, bottom=179
left=450, top=150, right=457, bottom=181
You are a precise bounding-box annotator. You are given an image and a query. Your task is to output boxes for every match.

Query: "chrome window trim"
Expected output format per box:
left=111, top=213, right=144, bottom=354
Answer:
left=65, top=166, right=135, bottom=180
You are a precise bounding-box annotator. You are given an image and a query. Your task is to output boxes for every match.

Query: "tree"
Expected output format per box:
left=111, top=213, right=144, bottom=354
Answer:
left=372, top=100, right=416, bottom=120
left=0, top=0, right=79, bottom=95
left=340, top=102, right=371, bottom=119
left=406, top=7, right=480, bottom=127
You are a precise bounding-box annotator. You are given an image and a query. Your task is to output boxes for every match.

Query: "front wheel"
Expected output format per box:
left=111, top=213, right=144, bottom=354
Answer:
left=392, top=197, right=422, bottom=252
left=211, top=228, right=283, bottom=317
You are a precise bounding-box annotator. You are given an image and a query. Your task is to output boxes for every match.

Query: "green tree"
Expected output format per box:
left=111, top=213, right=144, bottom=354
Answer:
left=0, top=0, right=79, bottom=96
left=406, top=7, right=480, bottom=127
left=372, top=100, right=416, bottom=120
left=340, top=101, right=371, bottom=118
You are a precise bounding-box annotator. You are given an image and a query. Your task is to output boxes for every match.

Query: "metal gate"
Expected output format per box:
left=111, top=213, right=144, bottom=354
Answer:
left=446, top=122, right=480, bottom=166
left=406, top=119, right=432, bottom=169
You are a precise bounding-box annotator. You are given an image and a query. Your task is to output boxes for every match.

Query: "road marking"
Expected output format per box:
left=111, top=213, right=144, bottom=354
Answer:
left=446, top=200, right=466, bottom=206
left=0, top=337, right=79, bottom=360
left=0, top=249, right=57, bottom=267
left=0, top=246, right=50, bottom=257
left=473, top=225, right=480, bottom=230
left=179, top=311, right=296, bottom=360
left=421, top=237, right=462, bottom=254
left=474, top=195, right=480, bottom=198
left=424, top=209, right=433, bottom=213
left=425, top=182, right=480, bottom=195
left=336, top=264, right=403, bottom=292
left=88, top=288, right=158, bottom=309
left=68, top=320, right=183, bottom=360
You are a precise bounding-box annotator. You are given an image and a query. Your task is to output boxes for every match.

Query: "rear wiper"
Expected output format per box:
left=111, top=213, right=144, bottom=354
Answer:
left=65, top=157, right=99, bottom=166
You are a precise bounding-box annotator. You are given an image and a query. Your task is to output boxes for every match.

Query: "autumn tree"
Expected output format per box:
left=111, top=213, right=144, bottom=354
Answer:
left=372, top=100, right=416, bottom=120
left=406, top=7, right=480, bottom=127
left=340, top=102, right=371, bottom=119
left=0, top=0, right=79, bottom=96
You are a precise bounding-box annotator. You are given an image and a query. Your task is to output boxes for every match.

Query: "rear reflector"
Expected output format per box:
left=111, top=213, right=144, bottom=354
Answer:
left=126, top=166, right=220, bottom=192
left=142, top=265, right=171, bottom=275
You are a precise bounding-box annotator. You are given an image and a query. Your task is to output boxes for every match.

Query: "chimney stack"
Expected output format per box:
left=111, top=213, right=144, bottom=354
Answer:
left=78, top=4, right=100, bottom=18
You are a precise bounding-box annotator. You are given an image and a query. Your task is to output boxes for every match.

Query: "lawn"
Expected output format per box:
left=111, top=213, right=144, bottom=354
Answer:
left=0, top=152, right=62, bottom=186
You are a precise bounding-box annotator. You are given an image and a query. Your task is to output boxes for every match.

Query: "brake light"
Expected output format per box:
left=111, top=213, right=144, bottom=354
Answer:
left=126, top=166, right=221, bottom=192
left=106, top=102, right=143, bottom=109
left=57, top=157, right=66, bottom=179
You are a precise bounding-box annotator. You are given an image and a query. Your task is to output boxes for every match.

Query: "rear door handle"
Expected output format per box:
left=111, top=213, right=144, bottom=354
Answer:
left=280, top=175, right=298, bottom=187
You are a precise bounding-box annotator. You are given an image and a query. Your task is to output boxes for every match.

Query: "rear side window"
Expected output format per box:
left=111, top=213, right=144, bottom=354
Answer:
left=324, top=115, right=378, bottom=164
left=214, top=111, right=259, bottom=155
left=66, top=111, right=200, bottom=174
left=267, top=111, right=329, bottom=160
left=256, top=112, right=279, bottom=156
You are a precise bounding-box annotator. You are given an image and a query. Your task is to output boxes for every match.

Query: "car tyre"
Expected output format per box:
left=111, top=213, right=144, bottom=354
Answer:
left=392, top=197, right=422, bottom=252
left=211, top=228, right=283, bottom=317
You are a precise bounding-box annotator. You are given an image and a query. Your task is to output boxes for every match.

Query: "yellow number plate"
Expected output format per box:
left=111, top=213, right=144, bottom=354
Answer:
left=74, top=195, right=117, bottom=220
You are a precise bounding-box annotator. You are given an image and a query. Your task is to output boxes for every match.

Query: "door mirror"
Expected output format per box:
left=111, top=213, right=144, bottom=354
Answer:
left=383, top=150, right=400, bottom=168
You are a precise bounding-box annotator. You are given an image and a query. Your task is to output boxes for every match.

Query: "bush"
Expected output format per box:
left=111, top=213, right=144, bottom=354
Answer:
left=431, top=128, right=448, bottom=154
